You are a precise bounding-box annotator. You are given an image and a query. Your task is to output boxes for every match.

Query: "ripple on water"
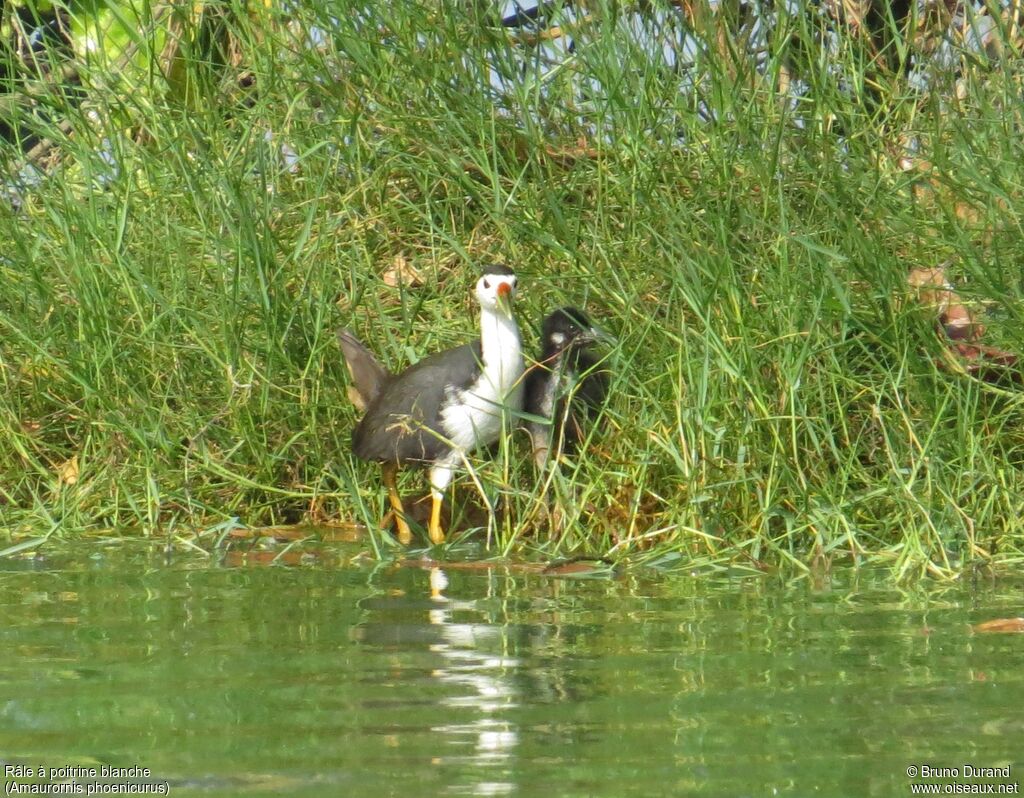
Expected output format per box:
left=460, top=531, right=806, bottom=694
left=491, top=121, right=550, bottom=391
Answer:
left=1, top=548, right=1021, bottom=796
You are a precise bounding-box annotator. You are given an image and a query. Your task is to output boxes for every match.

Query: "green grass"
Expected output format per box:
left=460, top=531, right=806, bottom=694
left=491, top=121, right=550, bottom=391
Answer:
left=1, top=0, right=1023, bottom=576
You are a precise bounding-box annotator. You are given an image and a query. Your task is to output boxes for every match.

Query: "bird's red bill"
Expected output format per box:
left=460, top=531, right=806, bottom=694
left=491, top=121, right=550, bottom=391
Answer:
left=497, top=282, right=512, bottom=298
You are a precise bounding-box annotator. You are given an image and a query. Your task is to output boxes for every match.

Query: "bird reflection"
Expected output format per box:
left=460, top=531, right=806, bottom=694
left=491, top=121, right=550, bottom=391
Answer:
left=424, top=568, right=519, bottom=790
left=350, top=565, right=600, bottom=790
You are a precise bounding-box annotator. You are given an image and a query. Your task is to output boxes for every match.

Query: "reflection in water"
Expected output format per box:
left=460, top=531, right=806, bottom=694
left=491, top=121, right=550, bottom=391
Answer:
left=354, top=566, right=520, bottom=795
left=428, top=568, right=517, bottom=795
left=2, top=550, right=1023, bottom=797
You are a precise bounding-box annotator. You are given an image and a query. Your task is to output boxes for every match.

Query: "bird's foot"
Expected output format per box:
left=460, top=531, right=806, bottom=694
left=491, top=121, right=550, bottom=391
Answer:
left=382, top=509, right=413, bottom=545
left=394, top=513, right=413, bottom=545
left=427, top=495, right=445, bottom=545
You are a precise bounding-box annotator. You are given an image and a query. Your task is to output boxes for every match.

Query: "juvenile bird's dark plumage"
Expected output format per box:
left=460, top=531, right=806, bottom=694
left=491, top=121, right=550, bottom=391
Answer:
left=524, top=307, right=609, bottom=468
left=344, top=265, right=524, bottom=545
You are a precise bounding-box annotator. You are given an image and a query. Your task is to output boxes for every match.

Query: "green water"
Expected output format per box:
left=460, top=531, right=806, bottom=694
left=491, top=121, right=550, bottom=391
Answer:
left=1, top=547, right=1021, bottom=797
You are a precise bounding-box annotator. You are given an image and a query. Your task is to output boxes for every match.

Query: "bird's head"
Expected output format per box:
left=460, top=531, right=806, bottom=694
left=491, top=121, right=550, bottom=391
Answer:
left=541, top=307, right=603, bottom=355
left=475, top=264, right=518, bottom=316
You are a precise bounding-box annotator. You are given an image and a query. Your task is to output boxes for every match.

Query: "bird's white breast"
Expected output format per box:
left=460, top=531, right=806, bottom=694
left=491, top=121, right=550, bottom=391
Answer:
left=440, top=309, right=524, bottom=452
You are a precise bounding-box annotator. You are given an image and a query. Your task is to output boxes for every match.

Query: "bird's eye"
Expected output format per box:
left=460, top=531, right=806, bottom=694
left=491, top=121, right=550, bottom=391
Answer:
left=483, top=279, right=491, bottom=289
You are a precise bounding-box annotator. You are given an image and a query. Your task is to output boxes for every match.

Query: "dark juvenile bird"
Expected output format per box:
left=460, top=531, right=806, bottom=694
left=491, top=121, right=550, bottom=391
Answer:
left=524, top=307, right=609, bottom=468
left=345, top=265, right=525, bottom=545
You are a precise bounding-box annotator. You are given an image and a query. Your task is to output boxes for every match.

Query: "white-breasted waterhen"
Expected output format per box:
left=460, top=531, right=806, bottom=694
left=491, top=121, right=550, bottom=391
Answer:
left=345, top=265, right=525, bottom=545
left=524, top=306, right=609, bottom=468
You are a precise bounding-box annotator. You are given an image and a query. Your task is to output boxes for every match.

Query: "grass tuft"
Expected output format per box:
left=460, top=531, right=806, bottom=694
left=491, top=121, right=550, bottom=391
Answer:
left=2, top=0, right=1024, bottom=575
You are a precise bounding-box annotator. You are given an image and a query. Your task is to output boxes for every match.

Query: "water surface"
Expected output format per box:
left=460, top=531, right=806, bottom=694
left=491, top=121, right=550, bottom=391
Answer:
left=1, top=545, right=1021, bottom=796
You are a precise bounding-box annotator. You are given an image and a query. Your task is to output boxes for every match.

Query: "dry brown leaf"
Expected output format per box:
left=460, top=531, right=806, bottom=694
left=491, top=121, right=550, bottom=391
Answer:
left=396, top=557, right=547, bottom=574
left=228, top=524, right=365, bottom=543
left=382, top=254, right=423, bottom=288
left=907, top=265, right=1022, bottom=381
left=544, top=137, right=600, bottom=165
left=950, top=342, right=1018, bottom=368
left=907, top=265, right=985, bottom=342
left=541, top=559, right=612, bottom=576
left=972, top=617, right=1024, bottom=633
left=222, top=549, right=319, bottom=567
left=907, top=265, right=955, bottom=308
left=56, top=456, right=79, bottom=486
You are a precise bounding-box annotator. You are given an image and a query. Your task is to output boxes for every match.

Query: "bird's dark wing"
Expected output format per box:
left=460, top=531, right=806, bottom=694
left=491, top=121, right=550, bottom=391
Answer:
left=352, top=341, right=483, bottom=463
left=338, top=329, right=390, bottom=410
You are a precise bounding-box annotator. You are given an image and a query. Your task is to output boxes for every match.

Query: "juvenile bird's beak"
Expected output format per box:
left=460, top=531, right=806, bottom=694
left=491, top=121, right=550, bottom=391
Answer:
left=585, top=324, right=615, bottom=346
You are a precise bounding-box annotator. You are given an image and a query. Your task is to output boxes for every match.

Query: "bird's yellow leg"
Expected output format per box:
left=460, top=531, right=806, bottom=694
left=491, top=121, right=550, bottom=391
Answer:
left=428, top=492, right=445, bottom=545
left=427, top=461, right=455, bottom=546
left=382, top=462, right=412, bottom=544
